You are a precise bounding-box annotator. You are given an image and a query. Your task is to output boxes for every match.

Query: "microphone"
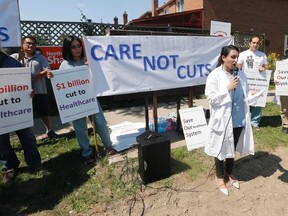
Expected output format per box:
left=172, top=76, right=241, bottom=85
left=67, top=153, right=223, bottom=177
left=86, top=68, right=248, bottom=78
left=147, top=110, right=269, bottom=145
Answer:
left=232, top=67, right=239, bottom=91
left=232, top=67, right=239, bottom=77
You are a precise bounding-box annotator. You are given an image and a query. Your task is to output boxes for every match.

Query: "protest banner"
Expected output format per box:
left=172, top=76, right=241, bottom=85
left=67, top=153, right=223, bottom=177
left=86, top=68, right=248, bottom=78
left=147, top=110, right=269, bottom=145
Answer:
left=0, top=0, right=21, bottom=47
left=50, top=65, right=99, bottom=124
left=244, top=69, right=272, bottom=107
left=0, top=68, right=33, bottom=134
left=275, top=61, right=288, bottom=96
left=84, top=35, right=233, bottom=96
left=179, top=106, right=207, bottom=151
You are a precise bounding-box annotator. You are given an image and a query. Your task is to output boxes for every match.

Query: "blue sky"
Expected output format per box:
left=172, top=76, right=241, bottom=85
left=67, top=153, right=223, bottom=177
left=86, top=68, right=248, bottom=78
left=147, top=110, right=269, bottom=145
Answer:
left=18, top=0, right=166, bottom=24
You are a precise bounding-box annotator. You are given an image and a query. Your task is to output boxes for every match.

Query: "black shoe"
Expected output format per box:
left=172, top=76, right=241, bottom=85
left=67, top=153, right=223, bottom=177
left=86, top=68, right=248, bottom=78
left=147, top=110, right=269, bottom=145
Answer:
left=47, top=130, right=59, bottom=139
left=83, top=154, right=95, bottom=165
left=107, top=147, right=117, bottom=156
left=2, top=168, right=15, bottom=183
left=30, top=164, right=43, bottom=173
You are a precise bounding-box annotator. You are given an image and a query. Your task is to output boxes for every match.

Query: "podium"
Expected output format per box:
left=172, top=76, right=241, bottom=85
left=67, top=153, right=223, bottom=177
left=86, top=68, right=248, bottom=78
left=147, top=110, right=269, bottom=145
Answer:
left=136, top=130, right=171, bottom=184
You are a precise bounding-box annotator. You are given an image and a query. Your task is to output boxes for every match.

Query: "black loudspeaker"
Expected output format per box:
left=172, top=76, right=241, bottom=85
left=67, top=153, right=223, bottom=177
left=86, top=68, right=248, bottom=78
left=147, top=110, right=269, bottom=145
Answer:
left=136, top=130, right=171, bottom=184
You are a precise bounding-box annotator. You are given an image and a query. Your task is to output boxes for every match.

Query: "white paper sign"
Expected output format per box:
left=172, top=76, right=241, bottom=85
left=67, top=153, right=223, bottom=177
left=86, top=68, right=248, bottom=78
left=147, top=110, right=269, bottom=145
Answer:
left=245, top=69, right=272, bottom=107
left=0, top=68, right=33, bottom=134
left=0, top=0, right=21, bottom=47
left=210, top=20, right=231, bottom=37
left=179, top=106, right=207, bottom=151
left=110, top=121, right=146, bottom=152
left=84, top=36, right=234, bottom=96
left=50, top=66, right=99, bottom=123
left=275, top=61, right=288, bottom=96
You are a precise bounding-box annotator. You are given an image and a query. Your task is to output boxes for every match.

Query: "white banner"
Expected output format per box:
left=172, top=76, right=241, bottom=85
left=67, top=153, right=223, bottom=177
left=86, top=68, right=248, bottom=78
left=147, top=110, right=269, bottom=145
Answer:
left=245, top=69, right=271, bottom=107
left=0, top=68, right=33, bottom=135
left=0, top=0, right=21, bottom=47
left=50, top=66, right=99, bottom=124
left=179, top=106, right=207, bottom=151
left=84, top=36, right=234, bottom=96
left=275, top=61, right=288, bottom=96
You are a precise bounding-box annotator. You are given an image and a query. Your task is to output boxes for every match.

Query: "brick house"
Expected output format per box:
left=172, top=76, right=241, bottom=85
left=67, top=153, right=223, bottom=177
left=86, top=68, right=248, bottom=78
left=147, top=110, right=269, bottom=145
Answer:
left=131, top=0, right=288, bottom=56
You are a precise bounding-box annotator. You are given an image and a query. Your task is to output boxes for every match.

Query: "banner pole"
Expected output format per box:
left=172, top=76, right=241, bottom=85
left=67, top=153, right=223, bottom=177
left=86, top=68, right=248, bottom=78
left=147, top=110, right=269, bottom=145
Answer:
left=91, top=115, right=99, bottom=153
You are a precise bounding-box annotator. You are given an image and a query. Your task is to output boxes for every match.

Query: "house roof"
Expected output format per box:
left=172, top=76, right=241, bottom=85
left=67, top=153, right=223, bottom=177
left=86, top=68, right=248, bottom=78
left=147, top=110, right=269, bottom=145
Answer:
left=130, top=9, right=204, bottom=28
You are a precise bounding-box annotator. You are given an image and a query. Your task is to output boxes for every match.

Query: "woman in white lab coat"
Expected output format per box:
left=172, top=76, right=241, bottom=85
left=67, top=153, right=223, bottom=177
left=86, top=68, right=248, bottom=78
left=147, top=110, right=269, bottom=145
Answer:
left=205, top=45, right=254, bottom=195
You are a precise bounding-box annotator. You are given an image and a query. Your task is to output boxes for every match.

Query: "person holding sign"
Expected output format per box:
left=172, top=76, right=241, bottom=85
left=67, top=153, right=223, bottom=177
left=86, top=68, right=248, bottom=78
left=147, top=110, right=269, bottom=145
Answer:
left=11, top=36, right=59, bottom=139
left=237, top=35, right=269, bottom=131
left=48, top=35, right=115, bottom=164
left=0, top=50, right=42, bottom=183
left=205, top=45, right=254, bottom=195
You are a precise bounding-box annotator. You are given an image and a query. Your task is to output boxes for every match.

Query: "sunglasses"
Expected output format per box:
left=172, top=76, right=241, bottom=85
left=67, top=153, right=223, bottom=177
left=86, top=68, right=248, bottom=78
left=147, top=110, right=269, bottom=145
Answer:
left=71, top=44, right=82, bottom=49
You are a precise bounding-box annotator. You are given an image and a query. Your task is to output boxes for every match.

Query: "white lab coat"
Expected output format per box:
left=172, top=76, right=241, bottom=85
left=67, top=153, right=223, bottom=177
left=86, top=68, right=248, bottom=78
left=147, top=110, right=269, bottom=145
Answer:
left=205, top=66, right=254, bottom=160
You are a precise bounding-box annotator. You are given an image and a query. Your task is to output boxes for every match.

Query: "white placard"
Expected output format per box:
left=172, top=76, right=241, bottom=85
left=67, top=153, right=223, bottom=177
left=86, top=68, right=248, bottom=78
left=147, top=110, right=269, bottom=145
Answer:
left=210, top=20, right=231, bottom=37
left=245, top=69, right=272, bottom=107
left=0, top=0, right=21, bottom=47
left=50, top=65, right=99, bottom=123
left=275, top=61, right=288, bottom=96
left=84, top=36, right=234, bottom=96
left=0, top=68, right=33, bottom=134
left=179, top=106, right=207, bottom=151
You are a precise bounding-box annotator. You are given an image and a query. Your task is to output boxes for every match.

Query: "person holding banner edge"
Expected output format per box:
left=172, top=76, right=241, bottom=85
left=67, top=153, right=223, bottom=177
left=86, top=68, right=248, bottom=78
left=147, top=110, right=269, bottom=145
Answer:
left=48, top=35, right=116, bottom=164
left=0, top=49, right=42, bottom=183
left=237, top=35, right=269, bottom=131
left=205, top=45, right=254, bottom=195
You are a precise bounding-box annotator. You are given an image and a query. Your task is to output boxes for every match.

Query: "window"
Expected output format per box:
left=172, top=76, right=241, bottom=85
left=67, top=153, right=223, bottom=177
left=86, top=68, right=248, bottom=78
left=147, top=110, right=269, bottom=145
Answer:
left=176, top=0, right=184, bottom=12
left=164, top=7, right=169, bottom=15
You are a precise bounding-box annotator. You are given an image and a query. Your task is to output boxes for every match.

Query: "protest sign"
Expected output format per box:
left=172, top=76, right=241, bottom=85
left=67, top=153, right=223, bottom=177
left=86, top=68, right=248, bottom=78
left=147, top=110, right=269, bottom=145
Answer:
left=0, top=68, right=33, bottom=134
left=37, top=46, right=63, bottom=69
left=275, top=61, right=288, bottom=96
left=210, top=20, right=231, bottom=37
left=245, top=69, right=271, bottom=107
left=179, top=106, right=207, bottom=151
left=50, top=65, right=99, bottom=123
left=84, top=35, right=233, bottom=96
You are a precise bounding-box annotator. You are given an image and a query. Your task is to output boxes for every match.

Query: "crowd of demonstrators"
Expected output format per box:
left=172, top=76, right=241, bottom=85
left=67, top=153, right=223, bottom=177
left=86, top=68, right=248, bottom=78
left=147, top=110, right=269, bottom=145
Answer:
left=10, top=36, right=58, bottom=139
left=0, top=34, right=117, bottom=184
left=205, top=45, right=255, bottom=196
left=237, top=35, right=269, bottom=131
left=0, top=47, right=42, bottom=183
left=48, top=35, right=116, bottom=165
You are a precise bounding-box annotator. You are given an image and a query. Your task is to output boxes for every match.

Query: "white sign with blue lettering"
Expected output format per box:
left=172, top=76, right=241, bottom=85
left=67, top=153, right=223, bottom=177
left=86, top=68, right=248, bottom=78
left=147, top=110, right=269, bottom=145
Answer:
left=84, top=36, right=234, bottom=96
left=0, top=0, right=21, bottom=47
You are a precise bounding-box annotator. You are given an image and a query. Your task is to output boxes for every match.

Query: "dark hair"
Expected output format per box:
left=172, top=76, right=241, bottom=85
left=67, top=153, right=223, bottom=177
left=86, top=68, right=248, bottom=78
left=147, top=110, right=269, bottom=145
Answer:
left=217, top=45, right=239, bottom=67
left=62, top=35, right=84, bottom=61
left=22, top=36, right=37, bottom=44
left=249, top=35, right=260, bottom=42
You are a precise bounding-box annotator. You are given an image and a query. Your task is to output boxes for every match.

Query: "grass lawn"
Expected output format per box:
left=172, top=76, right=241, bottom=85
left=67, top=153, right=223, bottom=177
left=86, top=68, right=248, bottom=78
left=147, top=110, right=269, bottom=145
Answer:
left=0, top=101, right=287, bottom=215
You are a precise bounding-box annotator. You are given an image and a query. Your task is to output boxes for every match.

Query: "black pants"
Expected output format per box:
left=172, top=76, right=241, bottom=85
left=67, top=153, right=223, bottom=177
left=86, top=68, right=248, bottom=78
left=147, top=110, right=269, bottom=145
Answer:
left=215, top=127, right=243, bottom=178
